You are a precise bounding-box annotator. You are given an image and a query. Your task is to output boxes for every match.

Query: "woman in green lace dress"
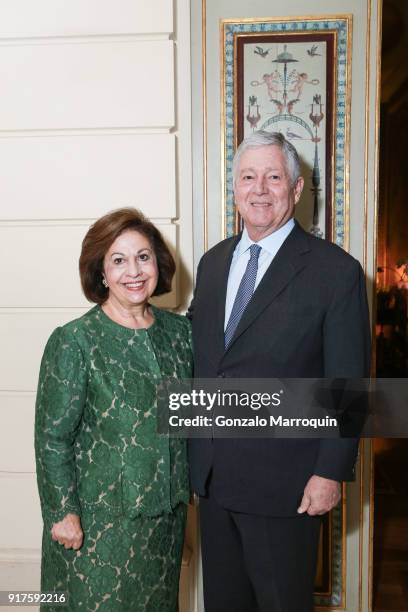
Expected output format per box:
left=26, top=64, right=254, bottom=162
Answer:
left=35, top=208, right=192, bottom=612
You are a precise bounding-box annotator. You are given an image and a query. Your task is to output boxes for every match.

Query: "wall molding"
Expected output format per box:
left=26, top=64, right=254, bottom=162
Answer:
left=0, top=127, right=173, bottom=138
left=0, top=548, right=41, bottom=563
left=0, top=33, right=172, bottom=46
left=0, top=472, right=35, bottom=478
left=0, top=218, right=178, bottom=227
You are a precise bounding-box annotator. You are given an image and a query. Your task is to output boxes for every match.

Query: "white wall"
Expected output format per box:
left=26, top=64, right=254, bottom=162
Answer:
left=0, top=1, right=194, bottom=609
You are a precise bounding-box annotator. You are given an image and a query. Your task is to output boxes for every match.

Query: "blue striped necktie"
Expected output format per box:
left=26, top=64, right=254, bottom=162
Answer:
left=224, top=243, right=261, bottom=348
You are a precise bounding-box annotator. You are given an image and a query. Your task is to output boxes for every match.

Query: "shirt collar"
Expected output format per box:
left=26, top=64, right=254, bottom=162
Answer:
left=237, top=218, right=295, bottom=256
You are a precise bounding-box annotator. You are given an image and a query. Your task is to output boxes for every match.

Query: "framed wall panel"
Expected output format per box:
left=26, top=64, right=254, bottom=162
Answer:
left=220, top=16, right=352, bottom=608
left=221, top=16, right=352, bottom=248
left=191, top=1, right=381, bottom=610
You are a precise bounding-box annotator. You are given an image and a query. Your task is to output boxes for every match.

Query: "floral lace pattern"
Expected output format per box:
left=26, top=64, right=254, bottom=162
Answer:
left=41, top=504, right=186, bottom=611
left=35, top=305, right=192, bottom=610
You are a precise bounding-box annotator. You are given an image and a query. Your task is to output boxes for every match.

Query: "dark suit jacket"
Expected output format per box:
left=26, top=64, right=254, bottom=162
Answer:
left=188, top=222, right=371, bottom=516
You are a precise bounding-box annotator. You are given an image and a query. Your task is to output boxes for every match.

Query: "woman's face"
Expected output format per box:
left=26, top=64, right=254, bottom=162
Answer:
left=103, top=230, right=159, bottom=310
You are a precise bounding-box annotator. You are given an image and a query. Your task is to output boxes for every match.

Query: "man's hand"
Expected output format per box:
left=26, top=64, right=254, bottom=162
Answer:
left=297, top=475, right=341, bottom=516
left=51, top=513, right=83, bottom=550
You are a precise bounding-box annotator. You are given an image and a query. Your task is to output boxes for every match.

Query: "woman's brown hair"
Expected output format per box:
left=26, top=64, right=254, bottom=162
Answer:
left=79, top=208, right=175, bottom=304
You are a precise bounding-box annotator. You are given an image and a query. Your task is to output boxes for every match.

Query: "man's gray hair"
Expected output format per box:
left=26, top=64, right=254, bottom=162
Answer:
left=232, top=130, right=301, bottom=186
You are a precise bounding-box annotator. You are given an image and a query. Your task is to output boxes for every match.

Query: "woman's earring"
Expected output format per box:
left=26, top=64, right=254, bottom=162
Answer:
left=102, top=278, right=108, bottom=288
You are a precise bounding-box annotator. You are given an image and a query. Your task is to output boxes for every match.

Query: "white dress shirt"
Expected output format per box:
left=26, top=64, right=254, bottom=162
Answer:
left=224, top=218, right=295, bottom=330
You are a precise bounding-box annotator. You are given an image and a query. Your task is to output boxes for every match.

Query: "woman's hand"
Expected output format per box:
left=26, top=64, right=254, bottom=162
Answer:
left=51, top=513, right=83, bottom=550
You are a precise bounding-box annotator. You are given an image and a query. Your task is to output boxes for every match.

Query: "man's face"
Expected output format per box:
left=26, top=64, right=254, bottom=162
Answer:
left=234, top=145, right=304, bottom=241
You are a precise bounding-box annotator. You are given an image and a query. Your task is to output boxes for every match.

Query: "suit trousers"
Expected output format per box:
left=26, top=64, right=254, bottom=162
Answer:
left=199, top=489, right=321, bottom=612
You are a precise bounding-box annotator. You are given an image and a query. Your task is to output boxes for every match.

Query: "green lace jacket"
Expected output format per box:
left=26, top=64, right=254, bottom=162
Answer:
left=35, top=305, right=192, bottom=525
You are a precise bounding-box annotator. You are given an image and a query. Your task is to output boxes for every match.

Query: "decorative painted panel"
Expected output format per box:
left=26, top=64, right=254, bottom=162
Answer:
left=221, top=16, right=352, bottom=249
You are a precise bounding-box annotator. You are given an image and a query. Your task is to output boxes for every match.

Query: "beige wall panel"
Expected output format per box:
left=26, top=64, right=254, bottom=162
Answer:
left=0, top=474, right=42, bottom=549
left=0, top=0, right=173, bottom=38
left=0, top=134, right=176, bottom=220
left=0, top=226, right=87, bottom=308
left=0, top=41, right=174, bottom=131
left=0, top=223, right=178, bottom=309
left=0, top=394, right=36, bottom=472
left=0, top=553, right=40, bottom=600
left=0, top=311, right=87, bottom=391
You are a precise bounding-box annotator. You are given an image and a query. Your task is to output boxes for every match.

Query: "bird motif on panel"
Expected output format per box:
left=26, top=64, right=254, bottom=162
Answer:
left=307, top=44, right=321, bottom=57
left=254, top=46, right=270, bottom=58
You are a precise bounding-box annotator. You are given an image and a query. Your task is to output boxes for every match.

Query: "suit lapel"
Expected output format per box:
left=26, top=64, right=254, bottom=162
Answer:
left=223, top=223, right=311, bottom=353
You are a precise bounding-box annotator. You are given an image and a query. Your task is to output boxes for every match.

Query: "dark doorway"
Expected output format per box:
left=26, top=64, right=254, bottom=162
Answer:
left=373, top=1, right=408, bottom=610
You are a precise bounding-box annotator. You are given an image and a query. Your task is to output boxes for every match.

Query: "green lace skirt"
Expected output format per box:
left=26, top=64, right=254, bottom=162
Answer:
left=40, top=503, right=187, bottom=612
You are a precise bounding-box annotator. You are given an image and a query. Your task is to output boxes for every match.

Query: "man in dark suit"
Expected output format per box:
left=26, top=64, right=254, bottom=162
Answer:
left=188, top=131, right=371, bottom=612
